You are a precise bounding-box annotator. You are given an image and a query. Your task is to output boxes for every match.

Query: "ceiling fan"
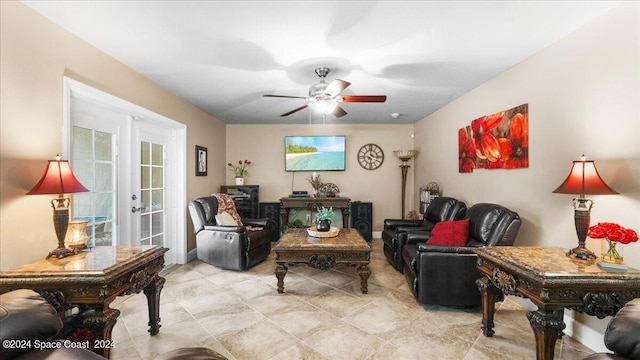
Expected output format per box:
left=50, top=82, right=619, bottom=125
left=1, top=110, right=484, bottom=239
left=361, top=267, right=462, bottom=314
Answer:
left=264, top=67, right=387, bottom=118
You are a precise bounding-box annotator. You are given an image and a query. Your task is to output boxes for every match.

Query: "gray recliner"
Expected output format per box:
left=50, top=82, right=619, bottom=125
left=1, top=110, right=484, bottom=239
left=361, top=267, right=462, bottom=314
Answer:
left=188, top=195, right=271, bottom=270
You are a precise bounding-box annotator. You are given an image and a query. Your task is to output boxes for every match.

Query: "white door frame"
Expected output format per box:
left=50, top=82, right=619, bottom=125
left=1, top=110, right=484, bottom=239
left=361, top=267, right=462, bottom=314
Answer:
left=63, top=77, right=187, bottom=265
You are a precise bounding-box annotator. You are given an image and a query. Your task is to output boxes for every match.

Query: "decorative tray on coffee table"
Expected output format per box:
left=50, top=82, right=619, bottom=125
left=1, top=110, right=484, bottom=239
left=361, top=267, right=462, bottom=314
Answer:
left=307, top=226, right=340, bottom=238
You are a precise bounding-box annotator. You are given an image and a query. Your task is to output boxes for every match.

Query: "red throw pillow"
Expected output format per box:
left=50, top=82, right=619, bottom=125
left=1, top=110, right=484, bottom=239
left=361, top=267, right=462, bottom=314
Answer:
left=426, top=219, right=470, bottom=246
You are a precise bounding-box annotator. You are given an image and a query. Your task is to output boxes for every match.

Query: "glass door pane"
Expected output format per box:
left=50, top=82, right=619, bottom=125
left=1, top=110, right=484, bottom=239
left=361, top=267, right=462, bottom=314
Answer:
left=72, top=126, right=115, bottom=246
left=139, top=141, right=165, bottom=246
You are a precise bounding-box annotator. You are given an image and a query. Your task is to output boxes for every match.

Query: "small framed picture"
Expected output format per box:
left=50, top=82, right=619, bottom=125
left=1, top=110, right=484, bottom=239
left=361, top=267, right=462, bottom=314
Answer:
left=196, top=145, right=207, bottom=176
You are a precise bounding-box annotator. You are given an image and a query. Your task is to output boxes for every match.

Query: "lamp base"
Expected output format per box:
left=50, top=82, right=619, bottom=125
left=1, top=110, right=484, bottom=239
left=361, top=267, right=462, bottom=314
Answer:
left=46, top=246, right=77, bottom=259
left=566, top=246, right=596, bottom=260
left=564, top=198, right=596, bottom=261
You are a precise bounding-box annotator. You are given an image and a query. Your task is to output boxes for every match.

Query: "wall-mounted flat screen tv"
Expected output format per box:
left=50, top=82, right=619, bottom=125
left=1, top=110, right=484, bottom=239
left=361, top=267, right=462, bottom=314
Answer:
left=285, top=135, right=346, bottom=172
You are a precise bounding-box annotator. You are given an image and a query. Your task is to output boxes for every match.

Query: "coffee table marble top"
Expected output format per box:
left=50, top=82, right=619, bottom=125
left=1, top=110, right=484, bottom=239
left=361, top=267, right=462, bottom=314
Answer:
left=274, top=228, right=370, bottom=250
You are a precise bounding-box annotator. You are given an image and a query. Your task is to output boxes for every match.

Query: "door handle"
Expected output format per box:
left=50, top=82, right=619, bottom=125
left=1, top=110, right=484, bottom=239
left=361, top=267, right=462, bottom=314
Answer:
left=131, top=206, right=141, bottom=213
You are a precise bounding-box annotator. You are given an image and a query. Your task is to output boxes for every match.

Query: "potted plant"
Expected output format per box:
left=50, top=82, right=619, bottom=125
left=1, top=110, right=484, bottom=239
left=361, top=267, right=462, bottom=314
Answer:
left=314, top=206, right=334, bottom=232
left=227, top=159, right=251, bottom=185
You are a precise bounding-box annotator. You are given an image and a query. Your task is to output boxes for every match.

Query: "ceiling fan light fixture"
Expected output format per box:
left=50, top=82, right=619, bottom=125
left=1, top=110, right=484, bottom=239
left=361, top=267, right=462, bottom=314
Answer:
left=265, top=66, right=386, bottom=118
left=309, top=82, right=329, bottom=98
left=308, top=99, right=338, bottom=114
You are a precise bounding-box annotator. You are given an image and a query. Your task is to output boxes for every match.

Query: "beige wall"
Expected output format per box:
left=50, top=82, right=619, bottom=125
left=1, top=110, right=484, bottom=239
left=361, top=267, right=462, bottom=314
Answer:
left=414, top=2, right=639, bottom=351
left=0, top=1, right=225, bottom=270
left=226, top=124, right=415, bottom=229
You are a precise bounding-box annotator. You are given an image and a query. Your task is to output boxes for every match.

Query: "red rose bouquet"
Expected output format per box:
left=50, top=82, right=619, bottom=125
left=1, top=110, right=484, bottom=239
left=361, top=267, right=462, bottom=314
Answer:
left=588, top=222, right=638, bottom=264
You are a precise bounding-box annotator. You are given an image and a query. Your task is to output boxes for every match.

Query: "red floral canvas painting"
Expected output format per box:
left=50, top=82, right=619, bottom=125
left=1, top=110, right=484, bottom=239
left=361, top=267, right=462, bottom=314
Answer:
left=458, top=103, right=528, bottom=173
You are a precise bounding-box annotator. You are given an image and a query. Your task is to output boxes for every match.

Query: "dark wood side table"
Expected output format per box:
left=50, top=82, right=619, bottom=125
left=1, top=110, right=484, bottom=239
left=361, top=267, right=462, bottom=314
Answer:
left=0, top=246, right=168, bottom=359
left=280, top=196, right=350, bottom=229
left=476, top=246, right=640, bottom=360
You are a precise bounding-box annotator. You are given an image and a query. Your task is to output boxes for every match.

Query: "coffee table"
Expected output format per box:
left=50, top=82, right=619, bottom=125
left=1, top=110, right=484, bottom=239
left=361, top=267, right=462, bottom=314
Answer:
left=274, top=228, right=372, bottom=294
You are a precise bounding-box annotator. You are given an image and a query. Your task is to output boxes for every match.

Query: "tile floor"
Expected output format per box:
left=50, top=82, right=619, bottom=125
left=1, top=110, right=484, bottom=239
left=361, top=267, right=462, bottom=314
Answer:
left=110, top=239, right=594, bottom=359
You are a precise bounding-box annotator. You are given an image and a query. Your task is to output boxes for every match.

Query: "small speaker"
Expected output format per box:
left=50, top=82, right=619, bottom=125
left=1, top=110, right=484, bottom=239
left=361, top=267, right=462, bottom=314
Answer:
left=350, top=201, right=372, bottom=241
left=259, top=202, right=281, bottom=241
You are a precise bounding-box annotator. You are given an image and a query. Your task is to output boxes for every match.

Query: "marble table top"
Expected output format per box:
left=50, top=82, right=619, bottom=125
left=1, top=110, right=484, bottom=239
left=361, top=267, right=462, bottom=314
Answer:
left=1, top=245, right=165, bottom=276
left=477, top=246, right=640, bottom=280
left=274, top=228, right=370, bottom=251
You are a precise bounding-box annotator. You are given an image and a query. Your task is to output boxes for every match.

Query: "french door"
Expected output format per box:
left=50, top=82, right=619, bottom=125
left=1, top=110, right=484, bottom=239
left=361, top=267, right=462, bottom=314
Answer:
left=70, top=97, right=123, bottom=248
left=132, top=122, right=169, bottom=249
left=65, top=77, right=186, bottom=265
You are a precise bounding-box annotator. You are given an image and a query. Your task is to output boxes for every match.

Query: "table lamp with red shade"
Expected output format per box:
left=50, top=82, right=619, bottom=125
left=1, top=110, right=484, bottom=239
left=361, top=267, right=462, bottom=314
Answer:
left=553, top=155, right=618, bottom=260
left=27, top=155, right=89, bottom=259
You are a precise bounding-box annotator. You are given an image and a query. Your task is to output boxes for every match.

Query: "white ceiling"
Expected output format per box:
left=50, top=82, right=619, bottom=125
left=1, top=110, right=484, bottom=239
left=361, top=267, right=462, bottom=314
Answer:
left=22, top=1, right=620, bottom=125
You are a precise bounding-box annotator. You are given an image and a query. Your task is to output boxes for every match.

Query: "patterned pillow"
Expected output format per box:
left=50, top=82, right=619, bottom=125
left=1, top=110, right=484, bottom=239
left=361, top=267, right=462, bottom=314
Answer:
left=212, top=193, right=243, bottom=226
left=215, top=212, right=238, bottom=226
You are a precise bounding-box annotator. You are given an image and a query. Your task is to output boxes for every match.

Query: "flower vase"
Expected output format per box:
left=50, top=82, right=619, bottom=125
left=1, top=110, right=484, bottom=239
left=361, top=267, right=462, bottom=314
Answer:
left=601, top=239, right=624, bottom=264
left=317, top=220, right=331, bottom=232
left=235, top=177, right=245, bottom=185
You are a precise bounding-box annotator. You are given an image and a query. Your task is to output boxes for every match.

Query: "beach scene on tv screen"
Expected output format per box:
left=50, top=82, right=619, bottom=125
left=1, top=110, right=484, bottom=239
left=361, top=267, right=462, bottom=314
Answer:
left=285, top=136, right=346, bottom=171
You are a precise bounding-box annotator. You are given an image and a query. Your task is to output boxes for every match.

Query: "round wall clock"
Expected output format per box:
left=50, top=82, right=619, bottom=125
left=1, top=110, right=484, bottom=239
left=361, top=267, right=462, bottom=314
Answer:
left=358, top=143, right=384, bottom=170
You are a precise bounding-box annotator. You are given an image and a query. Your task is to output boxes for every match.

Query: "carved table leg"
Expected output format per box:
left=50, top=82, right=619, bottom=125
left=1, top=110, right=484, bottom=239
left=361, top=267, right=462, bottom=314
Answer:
left=526, top=308, right=565, bottom=360
left=357, top=264, right=371, bottom=294
left=143, top=275, right=165, bottom=336
left=476, top=276, right=501, bottom=337
left=85, top=305, right=120, bottom=358
left=280, top=210, right=290, bottom=232
left=275, top=263, right=288, bottom=293
left=342, top=209, right=350, bottom=229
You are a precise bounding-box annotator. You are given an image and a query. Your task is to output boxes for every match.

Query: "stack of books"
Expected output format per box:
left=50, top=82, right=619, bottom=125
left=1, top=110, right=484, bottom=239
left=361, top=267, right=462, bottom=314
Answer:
left=596, top=259, right=628, bottom=272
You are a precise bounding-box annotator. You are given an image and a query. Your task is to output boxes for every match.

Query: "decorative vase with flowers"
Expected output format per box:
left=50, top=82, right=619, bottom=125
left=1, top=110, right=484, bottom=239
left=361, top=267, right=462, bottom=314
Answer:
left=227, top=160, right=251, bottom=185
left=587, top=222, right=638, bottom=264
left=307, top=172, right=323, bottom=197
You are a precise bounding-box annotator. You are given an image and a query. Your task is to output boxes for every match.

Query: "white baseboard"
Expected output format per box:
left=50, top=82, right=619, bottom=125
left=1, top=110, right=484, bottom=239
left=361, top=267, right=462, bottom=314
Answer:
left=373, top=231, right=382, bottom=239
left=563, top=310, right=606, bottom=353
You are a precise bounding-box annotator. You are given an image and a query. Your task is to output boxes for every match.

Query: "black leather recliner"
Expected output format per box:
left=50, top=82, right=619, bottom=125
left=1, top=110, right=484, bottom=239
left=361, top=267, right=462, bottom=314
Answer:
left=0, top=289, right=230, bottom=360
left=382, top=197, right=467, bottom=272
left=401, top=203, right=521, bottom=307
left=584, top=298, right=640, bottom=360
left=188, top=196, right=271, bottom=270
left=0, top=289, right=105, bottom=360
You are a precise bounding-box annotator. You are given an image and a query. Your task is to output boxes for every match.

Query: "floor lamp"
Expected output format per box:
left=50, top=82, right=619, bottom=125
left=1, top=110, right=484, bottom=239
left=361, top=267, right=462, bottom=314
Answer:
left=553, top=155, right=618, bottom=260
left=394, top=150, right=417, bottom=219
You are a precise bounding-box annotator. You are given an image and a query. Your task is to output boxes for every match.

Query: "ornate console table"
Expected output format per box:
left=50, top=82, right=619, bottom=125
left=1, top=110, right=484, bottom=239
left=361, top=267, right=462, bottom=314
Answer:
left=476, top=246, right=640, bottom=360
left=0, top=246, right=168, bottom=359
left=280, top=196, right=350, bottom=229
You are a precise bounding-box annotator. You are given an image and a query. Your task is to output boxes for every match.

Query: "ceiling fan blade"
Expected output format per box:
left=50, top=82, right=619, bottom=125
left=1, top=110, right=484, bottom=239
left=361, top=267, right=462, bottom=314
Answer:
left=332, top=105, right=348, bottom=118
left=324, top=79, right=351, bottom=97
left=340, top=95, right=387, bottom=103
left=281, top=104, right=308, bottom=117
left=264, top=94, right=307, bottom=99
